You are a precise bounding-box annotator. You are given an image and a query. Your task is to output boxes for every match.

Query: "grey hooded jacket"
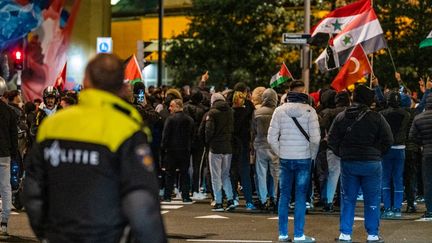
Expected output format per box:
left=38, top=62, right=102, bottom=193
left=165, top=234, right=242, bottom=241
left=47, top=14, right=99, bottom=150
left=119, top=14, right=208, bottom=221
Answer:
left=253, top=88, right=278, bottom=149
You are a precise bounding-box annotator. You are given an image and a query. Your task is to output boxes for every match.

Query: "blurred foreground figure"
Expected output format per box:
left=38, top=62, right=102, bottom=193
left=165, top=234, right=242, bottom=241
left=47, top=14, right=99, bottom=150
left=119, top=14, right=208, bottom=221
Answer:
left=24, top=54, right=167, bottom=243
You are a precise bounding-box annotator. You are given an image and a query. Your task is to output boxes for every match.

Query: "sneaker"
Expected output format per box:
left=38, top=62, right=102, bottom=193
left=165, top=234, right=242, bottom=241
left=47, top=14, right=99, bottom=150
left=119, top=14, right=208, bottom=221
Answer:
left=334, top=233, right=352, bottom=242
left=191, top=192, right=207, bottom=200
left=233, top=199, right=240, bottom=207
left=322, top=203, right=334, bottom=213
left=405, top=205, right=417, bottom=213
left=416, top=196, right=425, bottom=203
left=381, top=208, right=394, bottom=219
left=393, top=208, right=402, bottom=218
left=0, top=222, right=7, bottom=236
left=182, top=197, right=193, bottom=203
left=226, top=200, right=236, bottom=211
left=366, top=235, right=384, bottom=243
left=306, top=202, right=312, bottom=209
left=212, top=203, right=224, bottom=212
left=289, top=202, right=295, bottom=210
left=293, top=235, right=316, bottom=242
left=278, top=235, right=290, bottom=242
left=210, top=200, right=216, bottom=206
left=420, top=211, right=432, bottom=220
left=246, top=202, right=257, bottom=210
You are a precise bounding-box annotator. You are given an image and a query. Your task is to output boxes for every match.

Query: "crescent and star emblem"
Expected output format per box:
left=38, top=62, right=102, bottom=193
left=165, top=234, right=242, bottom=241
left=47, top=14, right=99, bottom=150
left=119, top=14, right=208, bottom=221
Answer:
left=348, top=57, right=360, bottom=74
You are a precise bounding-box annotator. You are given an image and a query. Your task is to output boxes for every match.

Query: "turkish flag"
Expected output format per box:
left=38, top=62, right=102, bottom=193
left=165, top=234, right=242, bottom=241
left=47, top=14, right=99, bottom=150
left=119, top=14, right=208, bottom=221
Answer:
left=331, top=45, right=372, bottom=91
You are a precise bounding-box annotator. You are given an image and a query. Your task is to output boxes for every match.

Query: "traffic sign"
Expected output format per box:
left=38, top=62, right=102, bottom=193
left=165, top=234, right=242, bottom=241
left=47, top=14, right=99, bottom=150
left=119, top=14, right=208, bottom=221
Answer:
left=97, top=37, right=113, bottom=53
left=282, top=33, right=311, bottom=44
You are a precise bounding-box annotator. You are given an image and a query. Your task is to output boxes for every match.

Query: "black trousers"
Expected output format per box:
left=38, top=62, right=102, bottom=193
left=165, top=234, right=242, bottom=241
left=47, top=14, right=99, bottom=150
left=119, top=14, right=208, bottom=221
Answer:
left=404, top=149, right=421, bottom=206
left=164, top=149, right=191, bottom=199
left=422, top=154, right=432, bottom=212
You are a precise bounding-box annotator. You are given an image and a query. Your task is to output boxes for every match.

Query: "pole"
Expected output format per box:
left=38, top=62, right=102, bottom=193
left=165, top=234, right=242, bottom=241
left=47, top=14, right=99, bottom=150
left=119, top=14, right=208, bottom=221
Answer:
left=16, top=70, right=22, bottom=91
left=302, top=0, right=311, bottom=93
left=157, top=0, right=164, bottom=87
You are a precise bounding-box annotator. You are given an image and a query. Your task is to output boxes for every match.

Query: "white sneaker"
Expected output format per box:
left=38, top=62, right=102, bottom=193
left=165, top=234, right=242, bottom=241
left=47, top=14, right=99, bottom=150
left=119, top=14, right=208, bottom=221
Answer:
left=210, top=200, right=216, bottom=206
left=191, top=192, right=207, bottom=200
left=234, top=199, right=240, bottom=207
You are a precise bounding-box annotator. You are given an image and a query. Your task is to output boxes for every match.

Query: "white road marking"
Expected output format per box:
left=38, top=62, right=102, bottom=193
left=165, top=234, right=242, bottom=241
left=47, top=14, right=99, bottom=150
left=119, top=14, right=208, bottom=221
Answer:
left=186, top=240, right=272, bottom=242
left=161, top=205, right=183, bottom=210
left=354, top=217, right=364, bottom=221
left=161, top=211, right=169, bottom=214
left=268, top=216, right=293, bottom=220
left=195, top=215, right=229, bottom=219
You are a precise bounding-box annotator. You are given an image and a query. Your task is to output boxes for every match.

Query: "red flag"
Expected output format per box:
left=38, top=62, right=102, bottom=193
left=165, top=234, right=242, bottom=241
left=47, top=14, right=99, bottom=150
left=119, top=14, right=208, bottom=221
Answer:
left=310, top=0, right=371, bottom=44
left=331, top=45, right=371, bottom=91
left=54, top=62, right=67, bottom=91
left=124, top=54, right=143, bottom=83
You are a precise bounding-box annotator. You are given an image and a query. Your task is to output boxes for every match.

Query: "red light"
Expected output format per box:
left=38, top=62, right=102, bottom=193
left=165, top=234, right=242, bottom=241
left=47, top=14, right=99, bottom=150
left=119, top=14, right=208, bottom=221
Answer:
left=15, top=51, right=22, bottom=60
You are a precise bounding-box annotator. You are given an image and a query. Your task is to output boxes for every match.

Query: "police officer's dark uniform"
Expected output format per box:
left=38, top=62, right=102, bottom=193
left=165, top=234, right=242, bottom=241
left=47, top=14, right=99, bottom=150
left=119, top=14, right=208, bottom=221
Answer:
left=23, top=54, right=167, bottom=243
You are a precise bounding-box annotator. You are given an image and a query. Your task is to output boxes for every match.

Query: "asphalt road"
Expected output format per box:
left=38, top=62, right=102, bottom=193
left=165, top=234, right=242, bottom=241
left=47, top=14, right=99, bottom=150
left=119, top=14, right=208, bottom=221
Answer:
left=3, top=197, right=432, bottom=243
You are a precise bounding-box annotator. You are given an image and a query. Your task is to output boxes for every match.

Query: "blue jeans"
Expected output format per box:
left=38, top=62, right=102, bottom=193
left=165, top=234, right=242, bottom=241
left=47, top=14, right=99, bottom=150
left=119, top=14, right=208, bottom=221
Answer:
left=0, top=157, right=11, bottom=223
left=326, top=149, right=341, bottom=204
left=209, top=152, right=234, bottom=204
left=340, top=161, right=382, bottom=236
left=382, top=148, right=405, bottom=210
left=255, top=148, right=279, bottom=204
left=278, top=158, right=311, bottom=238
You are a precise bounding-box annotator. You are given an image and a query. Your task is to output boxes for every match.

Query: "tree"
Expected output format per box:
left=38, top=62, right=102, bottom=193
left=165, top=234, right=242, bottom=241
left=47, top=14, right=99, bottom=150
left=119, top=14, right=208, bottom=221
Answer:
left=165, top=0, right=305, bottom=90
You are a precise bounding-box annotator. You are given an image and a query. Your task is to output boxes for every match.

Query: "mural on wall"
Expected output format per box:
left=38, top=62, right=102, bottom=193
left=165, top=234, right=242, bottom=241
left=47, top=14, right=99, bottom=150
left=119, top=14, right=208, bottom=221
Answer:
left=0, top=0, right=81, bottom=101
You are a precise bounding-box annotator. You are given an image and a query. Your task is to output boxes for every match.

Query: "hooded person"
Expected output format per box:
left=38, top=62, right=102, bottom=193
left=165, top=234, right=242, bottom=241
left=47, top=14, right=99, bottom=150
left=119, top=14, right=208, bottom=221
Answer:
left=379, top=90, right=411, bottom=219
left=328, top=84, right=393, bottom=243
left=252, top=88, right=279, bottom=211
left=409, top=93, right=432, bottom=220
left=183, top=88, right=208, bottom=199
left=205, top=92, right=236, bottom=212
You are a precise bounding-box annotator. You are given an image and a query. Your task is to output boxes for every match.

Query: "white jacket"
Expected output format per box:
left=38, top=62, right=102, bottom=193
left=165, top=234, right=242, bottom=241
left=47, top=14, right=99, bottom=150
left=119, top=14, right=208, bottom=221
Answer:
left=267, top=102, right=320, bottom=160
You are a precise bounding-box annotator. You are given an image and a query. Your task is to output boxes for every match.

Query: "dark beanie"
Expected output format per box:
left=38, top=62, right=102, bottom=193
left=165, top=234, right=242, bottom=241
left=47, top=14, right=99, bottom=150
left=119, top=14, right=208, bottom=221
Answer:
left=353, top=85, right=375, bottom=106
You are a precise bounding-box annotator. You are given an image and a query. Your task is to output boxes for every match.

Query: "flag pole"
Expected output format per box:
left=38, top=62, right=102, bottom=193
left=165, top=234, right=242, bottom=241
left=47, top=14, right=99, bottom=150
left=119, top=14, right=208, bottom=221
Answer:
left=386, top=47, right=398, bottom=73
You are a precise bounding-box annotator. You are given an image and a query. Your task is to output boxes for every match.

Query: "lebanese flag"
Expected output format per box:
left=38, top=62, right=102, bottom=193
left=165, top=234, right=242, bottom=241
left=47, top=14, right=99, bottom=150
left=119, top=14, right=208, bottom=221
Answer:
left=331, top=45, right=372, bottom=91
left=310, top=0, right=372, bottom=45
left=54, top=62, right=67, bottom=91
left=124, top=54, right=143, bottom=84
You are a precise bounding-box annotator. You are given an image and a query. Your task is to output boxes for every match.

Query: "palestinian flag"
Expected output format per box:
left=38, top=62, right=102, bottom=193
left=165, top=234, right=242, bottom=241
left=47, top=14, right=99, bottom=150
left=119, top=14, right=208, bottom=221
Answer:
left=124, top=54, right=143, bottom=84
left=420, top=31, right=432, bottom=48
left=270, top=63, right=293, bottom=88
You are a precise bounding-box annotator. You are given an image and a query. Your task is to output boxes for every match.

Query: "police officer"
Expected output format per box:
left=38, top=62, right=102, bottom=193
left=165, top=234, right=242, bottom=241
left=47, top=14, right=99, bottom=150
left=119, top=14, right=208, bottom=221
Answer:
left=23, top=54, right=167, bottom=243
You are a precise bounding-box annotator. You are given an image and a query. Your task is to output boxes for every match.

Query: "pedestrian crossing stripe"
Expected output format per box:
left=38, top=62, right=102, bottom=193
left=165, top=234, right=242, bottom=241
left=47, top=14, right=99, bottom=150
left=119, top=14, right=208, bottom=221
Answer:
left=161, top=205, right=183, bottom=210
left=161, top=200, right=196, bottom=205
left=354, top=217, right=364, bottom=221
left=268, top=216, right=293, bottom=220
left=161, top=211, right=169, bottom=214
left=195, top=215, right=229, bottom=219
left=415, top=218, right=432, bottom=222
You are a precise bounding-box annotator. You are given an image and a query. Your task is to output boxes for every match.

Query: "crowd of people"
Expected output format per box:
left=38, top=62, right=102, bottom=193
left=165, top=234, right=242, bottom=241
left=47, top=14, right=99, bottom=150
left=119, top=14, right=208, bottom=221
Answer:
left=0, top=53, right=432, bottom=242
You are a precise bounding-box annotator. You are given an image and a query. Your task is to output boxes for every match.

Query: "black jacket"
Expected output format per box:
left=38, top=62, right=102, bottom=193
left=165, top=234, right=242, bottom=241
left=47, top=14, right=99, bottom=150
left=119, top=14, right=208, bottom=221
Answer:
left=410, top=95, right=432, bottom=155
left=23, top=89, right=166, bottom=243
left=0, top=100, right=17, bottom=157
left=205, top=100, right=234, bottom=154
left=328, top=103, right=393, bottom=161
left=161, top=111, right=194, bottom=151
left=379, top=107, right=411, bottom=146
left=232, top=99, right=254, bottom=144
left=184, top=101, right=207, bottom=148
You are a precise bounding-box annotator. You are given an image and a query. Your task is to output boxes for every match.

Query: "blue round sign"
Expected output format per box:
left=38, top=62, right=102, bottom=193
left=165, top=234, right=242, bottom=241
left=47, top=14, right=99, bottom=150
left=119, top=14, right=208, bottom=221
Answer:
left=99, top=42, right=109, bottom=53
